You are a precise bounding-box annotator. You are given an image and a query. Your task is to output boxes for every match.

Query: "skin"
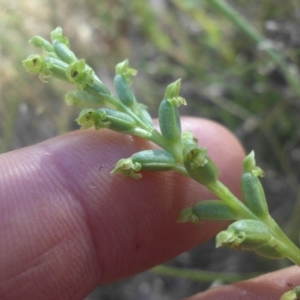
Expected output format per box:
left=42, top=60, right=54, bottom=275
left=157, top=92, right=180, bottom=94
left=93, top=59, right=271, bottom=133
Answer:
left=0, top=117, right=299, bottom=300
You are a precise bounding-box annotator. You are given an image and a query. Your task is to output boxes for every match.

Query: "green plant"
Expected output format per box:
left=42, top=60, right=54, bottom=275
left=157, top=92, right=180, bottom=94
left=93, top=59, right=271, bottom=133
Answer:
left=23, top=27, right=300, bottom=300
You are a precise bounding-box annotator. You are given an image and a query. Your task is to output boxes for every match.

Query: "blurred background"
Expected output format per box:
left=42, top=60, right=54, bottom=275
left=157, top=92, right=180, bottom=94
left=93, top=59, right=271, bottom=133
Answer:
left=1, top=0, right=300, bottom=299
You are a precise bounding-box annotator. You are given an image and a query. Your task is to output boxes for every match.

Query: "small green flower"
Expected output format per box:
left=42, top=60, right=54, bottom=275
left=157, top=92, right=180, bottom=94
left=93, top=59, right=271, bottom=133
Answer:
left=22, top=55, right=46, bottom=74
left=111, top=158, right=142, bottom=179
left=243, top=150, right=256, bottom=173
left=115, top=59, right=137, bottom=83
left=164, top=79, right=186, bottom=105
left=23, top=55, right=69, bottom=83
left=76, top=108, right=137, bottom=132
left=66, top=59, right=94, bottom=90
left=182, top=143, right=218, bottom=186
left=76, top=109, right=100, bottom=129
left=29, top=36, right=54, bottom=53
left=216, top=219, right=272, bottom=251
left=243, top=151, right=264, bottom=176
left=111, top=150, right=177, bottom=178
left=50, top=27, right=70, bottom=46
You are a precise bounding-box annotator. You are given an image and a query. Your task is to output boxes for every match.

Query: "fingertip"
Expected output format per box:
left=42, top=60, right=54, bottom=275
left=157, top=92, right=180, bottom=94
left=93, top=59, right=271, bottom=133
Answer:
left=185, top=266, right=300, bottom=300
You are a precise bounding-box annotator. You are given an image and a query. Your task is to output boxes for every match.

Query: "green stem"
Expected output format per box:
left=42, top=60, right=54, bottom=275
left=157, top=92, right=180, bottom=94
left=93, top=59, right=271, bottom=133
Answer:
left=205, top=0, right=300, bottom=100
left=85, top=83, right=153, bottom=132
left=264, top=215, right=300, bottom=266
left=149, top=129, right=183, bottom=162
left=208, top=180, right=257, bottom=220
left=174, top=164, right=189, bottom=177
left=151, top=265, right=261, bottom=283
left=209, top=180, right=300, bottom=265
left=268, top=237, right=300, bottom=266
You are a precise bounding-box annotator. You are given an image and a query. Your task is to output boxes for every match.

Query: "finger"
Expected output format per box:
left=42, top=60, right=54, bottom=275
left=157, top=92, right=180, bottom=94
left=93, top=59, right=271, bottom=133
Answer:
left=185, top=266, right=300, bottom=300
left=0, top=117, right=245, bottom=300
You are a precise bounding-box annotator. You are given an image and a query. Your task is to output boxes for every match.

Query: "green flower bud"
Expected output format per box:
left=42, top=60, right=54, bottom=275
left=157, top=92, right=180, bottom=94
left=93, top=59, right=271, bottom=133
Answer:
left=22, top=55, right=69, bottom=83
left=29, top=36, right=54, bottom=53
left=76, top=108, right=137, bottom=132
left=137, top=105, right=153, bottom=127
left=241, top=172, right=269, bottom=218
left=131, top=150, right=176, bottom=171
left=183, top=142, right=218, bottom=186
left=111, top=150, right=176, bottom=178
left=50, top=27, right=70, bottom=46
left=243, top=151, right=265, bottom=177
left=253, top=244, right=285, bottom=260
left=280, top=286, right=300, bottom=300
left=98, top=108, right=137, bottom=132
left=158, top=79, right=186, bottom=143
left=114, top=74, right=136, bottom=107
left=43, top=57, right=70, bottom=82
left=52, top=39, right=78, bottom=64
left=115, top=59, right=137, bottom=82
left=216, top=219, right=272, bottom=251
left=164, top=79, right=185, bottom=102
left=158, top=99, right=181, bottom=142
left=178, top=200, right=237, bottom=223
left=243, top=151, right=256, bottom=173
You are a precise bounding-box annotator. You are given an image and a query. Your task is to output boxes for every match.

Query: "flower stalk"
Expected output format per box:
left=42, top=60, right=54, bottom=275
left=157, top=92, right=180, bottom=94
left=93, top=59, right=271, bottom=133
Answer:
left=23, top=27, right=300, bottom=297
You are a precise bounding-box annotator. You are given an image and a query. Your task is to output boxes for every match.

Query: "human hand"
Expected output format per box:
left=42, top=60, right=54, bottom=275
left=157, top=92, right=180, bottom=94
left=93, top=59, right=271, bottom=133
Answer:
left=1, top=117, right=299, bottom=300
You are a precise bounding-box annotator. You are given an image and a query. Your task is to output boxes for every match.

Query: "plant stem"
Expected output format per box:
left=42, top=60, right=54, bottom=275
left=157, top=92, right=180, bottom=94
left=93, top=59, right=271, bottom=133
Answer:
left=85, top=84, right=154, bottom=134
left=149, top=129, right=183, bottom=162
left=205, top=0, right=300, bottom=100
left=208, top=180, right=257, bottom=220
left=151, top=265, right=261, bottom=283
left=264, top=215, right=300, bottom=266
